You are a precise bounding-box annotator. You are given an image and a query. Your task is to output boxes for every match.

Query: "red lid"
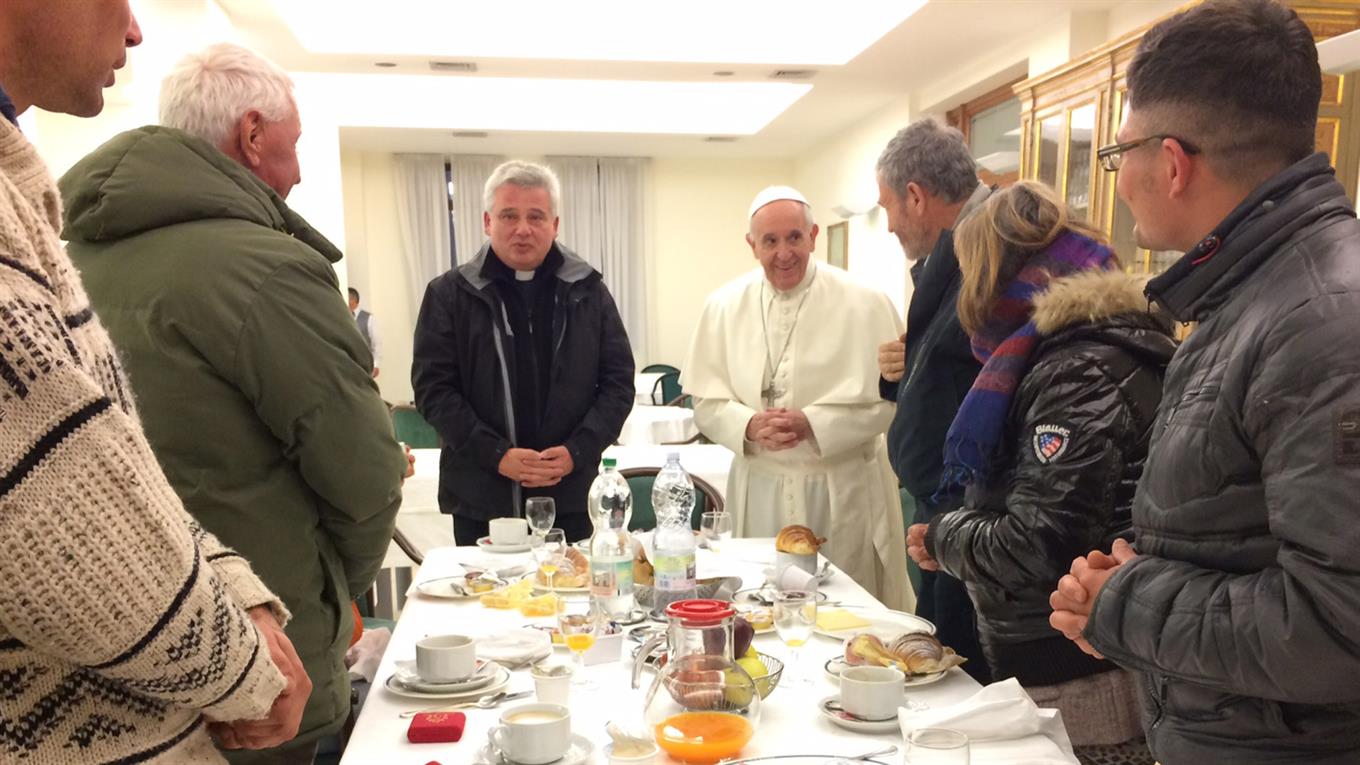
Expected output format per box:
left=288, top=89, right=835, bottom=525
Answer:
left=664, top=599, right=734, bottom=625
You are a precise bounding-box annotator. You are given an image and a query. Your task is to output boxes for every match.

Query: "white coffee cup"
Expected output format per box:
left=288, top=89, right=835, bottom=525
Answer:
left=489, top=517, right=529, bottom=546
left=840, top=665, right=905, bottom=720
left=415, top=634, right=476, bottom=683
left=489, top=703, right=572, bottom=765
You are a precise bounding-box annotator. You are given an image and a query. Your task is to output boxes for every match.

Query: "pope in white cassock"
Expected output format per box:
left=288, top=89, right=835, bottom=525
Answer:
left=682, top=186, right=912, bottom=611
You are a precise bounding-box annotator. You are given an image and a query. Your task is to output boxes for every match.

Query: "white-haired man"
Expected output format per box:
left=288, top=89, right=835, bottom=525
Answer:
left=0, top=11, right=308, bottom=765
left=413, top=160, right=635, bottom=545
left=683, top=186, right=911, bottom=609
left=58, top=43, right=409, bottom=764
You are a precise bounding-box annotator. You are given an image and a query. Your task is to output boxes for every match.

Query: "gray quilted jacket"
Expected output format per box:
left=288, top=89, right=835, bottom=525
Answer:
left=1086, top=153, right=1360, bottom=764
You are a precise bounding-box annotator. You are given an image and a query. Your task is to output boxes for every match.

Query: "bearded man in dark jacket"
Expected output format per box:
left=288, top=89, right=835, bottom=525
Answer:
left=1050, top=2, right=1360, bottom=763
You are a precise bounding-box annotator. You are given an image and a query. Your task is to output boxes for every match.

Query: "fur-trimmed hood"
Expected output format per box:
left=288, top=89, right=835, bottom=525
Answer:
left=1032, top=269, right=1155, bottom=335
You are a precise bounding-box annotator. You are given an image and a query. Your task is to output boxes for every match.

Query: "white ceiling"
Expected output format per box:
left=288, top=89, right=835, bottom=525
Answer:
left=208, top=0, right=1133, bottom=159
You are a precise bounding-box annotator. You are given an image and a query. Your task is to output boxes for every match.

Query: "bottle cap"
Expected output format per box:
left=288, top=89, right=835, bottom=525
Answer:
left=603, top=458, right=617, bottom=468
left=667, top=452, right=681, bottom=462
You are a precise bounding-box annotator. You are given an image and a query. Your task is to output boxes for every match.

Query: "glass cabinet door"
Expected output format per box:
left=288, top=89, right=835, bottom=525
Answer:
left=1036, top=114, right=1063, bottom=187
left=1064, top=103, right=1096, bottom=222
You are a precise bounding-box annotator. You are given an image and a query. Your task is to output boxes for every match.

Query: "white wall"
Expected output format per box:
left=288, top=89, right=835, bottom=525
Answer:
left=646, top=157, right=797, bottom=367
left=795, top=98, right=915, bottom=318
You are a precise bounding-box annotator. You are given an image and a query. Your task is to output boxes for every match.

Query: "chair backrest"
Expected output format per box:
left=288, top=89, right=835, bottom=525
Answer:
left=391, top=404, right=440, bottom=449
left=651, top=371, right=682, bottom=406
left=642, top=363, right=680, bottom=375
left=620, top=466, right=725, bottom=532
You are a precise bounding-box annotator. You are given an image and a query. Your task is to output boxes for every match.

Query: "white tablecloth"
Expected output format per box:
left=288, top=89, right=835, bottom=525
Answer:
left=341, top=538, right=985, bottom=765
left=635, top=372, right=667, bottom=405
left=385, top=445, right=736, bottom=566
left=617, top=404, right=698, bottom=446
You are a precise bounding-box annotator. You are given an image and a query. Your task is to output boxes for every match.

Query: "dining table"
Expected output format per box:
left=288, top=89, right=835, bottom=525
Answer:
left=616, top=404, right=699, bottom=446
left=340, top=538, right=986, bottom=765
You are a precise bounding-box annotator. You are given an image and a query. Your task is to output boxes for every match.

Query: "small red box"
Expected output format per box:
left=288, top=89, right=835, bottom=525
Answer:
left=406, top=711, right=466, bottom=743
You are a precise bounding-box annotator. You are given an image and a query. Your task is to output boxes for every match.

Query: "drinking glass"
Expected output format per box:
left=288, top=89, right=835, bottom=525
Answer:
left=905, top=728, right=970, bottom=764
left=700, top=511, right=732, bottom=554
left=772, top=589, right=817, bottom=686
left=557, top=597, right=601, bottom=690
left=534, top=529, right=567, bottom=592
left=526, top=497, right=556, bottom=538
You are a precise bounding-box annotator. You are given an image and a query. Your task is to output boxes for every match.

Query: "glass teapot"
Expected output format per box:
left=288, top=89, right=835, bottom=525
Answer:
left=631, top=600, right=761, bottom=764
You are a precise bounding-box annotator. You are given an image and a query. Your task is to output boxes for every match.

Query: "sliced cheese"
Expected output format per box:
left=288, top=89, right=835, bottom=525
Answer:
left=815, top=609, right=871, bottom=631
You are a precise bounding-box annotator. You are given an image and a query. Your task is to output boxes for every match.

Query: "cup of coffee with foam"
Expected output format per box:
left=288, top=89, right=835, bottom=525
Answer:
left=489, top=703, right=572, bottom=765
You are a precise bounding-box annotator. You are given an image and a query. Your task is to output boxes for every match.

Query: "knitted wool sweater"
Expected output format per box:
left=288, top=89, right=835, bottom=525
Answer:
left=0, top=122, right=287, bottom=761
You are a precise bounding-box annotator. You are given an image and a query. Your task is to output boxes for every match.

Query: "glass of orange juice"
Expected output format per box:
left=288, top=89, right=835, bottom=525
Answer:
left=558, top=596, right=601, bottom=690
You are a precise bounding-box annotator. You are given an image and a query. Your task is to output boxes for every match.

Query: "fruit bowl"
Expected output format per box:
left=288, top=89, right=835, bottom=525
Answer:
left=749, top=653, right=783, bottom=700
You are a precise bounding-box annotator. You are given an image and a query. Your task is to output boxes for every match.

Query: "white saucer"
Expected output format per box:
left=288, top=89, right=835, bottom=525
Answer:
left=823, top=657, right=948, bottom=687
left=383, top=665, right=511, bottom=700
left=416, top=574, right=507, bottom=600
left=478, top=536, right=532, bottom=554
left=817, top=695, right=900, bottom=733
left=475, top=733, right=594, bottom=765
left=392, top=659, right=498, bottom=693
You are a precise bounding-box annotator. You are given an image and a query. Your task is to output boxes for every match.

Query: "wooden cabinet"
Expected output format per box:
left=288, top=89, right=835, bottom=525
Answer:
left=1013, top=0, right=1360, bottom=274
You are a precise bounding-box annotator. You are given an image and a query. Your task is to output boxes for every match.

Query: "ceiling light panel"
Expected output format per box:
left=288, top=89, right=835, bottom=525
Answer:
left=274, top=0, right=926, bottom=65
left=299, top=74, right=811, bottom=134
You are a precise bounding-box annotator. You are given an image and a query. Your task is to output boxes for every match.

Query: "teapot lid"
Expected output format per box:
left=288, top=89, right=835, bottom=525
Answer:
left=664, top=599, right=734, bottom=625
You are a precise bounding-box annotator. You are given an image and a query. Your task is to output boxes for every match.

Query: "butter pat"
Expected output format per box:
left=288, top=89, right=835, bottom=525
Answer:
left=816, top=609, right=871, bottom=631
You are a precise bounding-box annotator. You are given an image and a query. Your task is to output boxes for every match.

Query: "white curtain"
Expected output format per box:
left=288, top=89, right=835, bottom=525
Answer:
left=448, top=154, right=504, bottom=266
left=393, top=154, right=452, bottom=316
left=547, top=156, right=649, bottom=362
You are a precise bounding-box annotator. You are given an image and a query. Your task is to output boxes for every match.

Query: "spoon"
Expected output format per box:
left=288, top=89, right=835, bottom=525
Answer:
left=398, top=689, right=531, bottom=718
left=850, top=745, right=898, bottom=760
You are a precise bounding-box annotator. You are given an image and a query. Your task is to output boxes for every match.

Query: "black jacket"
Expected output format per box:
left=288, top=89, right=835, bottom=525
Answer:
left=1086, top=154, right=1360, bottom=765
left=882, top=229, right=983, bottom=502
left=927, top=270, right=1175, bottom=687
left=412, top=242, right=635, bottom=520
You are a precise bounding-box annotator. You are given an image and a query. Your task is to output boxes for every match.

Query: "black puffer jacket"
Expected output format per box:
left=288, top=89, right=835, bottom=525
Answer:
left=412, top=242, right=635, bottom=521
left=1086, top=154, right=1360, bottom=765
left=927, top=270, right=1175, bottom=687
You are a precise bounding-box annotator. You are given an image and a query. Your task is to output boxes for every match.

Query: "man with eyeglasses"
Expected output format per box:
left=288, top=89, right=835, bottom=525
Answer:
left=1049, top=1, right=1360, bottom=763
left=413, top=160, right=634, bottom=544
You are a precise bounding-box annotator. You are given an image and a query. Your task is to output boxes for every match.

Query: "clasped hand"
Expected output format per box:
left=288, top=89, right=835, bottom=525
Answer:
left=210, top=606, right=311, bottom=750
left=745, top=408, right=812, bottom=451
left=498, top=446, right=574, bottom=488
left=1048, top=538, right=1138, bottom=659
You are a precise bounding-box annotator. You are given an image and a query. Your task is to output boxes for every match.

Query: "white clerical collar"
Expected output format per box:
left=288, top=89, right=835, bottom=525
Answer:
left=514, top=269, right=535, bottom=281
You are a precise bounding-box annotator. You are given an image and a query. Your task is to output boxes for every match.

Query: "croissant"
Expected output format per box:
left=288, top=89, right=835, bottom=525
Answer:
left=775, top=525, right=826, bottom=555
left=844, top=632, right=967, bottom=676
left=538, top=547, right=590, bottom=588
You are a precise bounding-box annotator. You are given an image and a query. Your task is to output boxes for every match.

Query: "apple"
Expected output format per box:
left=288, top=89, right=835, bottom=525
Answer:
left=733, top=616, right=755, bottom=659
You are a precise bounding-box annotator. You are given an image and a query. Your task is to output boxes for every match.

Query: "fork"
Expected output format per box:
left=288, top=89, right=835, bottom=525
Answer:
left=398, top=690, right=532, bottom=718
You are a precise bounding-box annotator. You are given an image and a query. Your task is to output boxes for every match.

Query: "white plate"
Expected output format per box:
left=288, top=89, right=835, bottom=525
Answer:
left=391, top=659, right=498, bottom=693
left=475, top=733, right=595, bottom=765
left=811, top=605, right=936, bottom=641
left=415, top=575, right=507, bottom=600
left=383, top=665, right=511, bottom=700
left=817, top=695, right=900, bottom=733
left=478, top=536, right=532, bottom=554
left=822, top=657, right=948, bottom=687
left=519, top=572, right=590, bottom=594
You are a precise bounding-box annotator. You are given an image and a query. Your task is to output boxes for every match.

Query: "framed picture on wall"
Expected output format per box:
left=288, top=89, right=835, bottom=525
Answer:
left=827, top=221, right=848, bottom=270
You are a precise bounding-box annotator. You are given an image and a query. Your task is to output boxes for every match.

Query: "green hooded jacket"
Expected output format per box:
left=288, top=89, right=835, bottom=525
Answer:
left=58, top=126, right=406, bottom=744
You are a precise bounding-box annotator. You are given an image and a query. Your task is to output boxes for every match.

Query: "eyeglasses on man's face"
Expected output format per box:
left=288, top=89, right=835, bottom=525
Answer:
left=1097, top=134, right=1201, bottom=171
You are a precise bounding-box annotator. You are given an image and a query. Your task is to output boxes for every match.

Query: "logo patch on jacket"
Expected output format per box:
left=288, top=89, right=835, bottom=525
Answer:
left=1336, top=409, right=1360, bottom=465
left=1033, top=424, right=1072, bottom=464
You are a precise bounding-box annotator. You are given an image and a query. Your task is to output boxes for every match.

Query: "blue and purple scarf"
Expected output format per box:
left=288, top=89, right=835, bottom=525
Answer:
left=937, top=232, right=1115, bottom=497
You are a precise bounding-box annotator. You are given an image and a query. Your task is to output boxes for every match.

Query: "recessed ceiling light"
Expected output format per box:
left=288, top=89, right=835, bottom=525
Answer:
left=375, top=61, right=397, bottom=68
left=713, top=71, right=735, bottom=77
left=277, top=1, right=926, bottom=65
left=295, top=74, right=811, bottom=135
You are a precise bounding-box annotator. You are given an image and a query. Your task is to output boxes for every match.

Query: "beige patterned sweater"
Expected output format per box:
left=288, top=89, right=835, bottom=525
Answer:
left=0, top=120, right=287, bottom=762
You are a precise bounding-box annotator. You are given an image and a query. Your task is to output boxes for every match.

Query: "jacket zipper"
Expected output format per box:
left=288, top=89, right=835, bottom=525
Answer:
left=491, top=298, right=521, bottom=517
left=1146, top=671, right=1167, bottom=734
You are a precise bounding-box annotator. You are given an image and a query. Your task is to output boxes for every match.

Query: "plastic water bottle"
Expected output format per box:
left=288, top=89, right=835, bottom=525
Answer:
left=588, top=458, right=635, bottom=619
left=651, top=452, right=697, bottom=612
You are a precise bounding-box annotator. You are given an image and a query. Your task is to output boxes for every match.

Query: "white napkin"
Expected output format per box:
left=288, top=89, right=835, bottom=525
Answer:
left=345, top=627, right=390, bottom=684
left=898, top=678, right=1079, bottom=765
left=476, top=627, right=553, bottom=665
